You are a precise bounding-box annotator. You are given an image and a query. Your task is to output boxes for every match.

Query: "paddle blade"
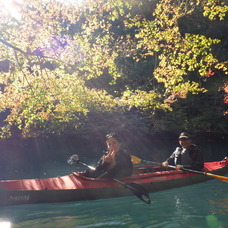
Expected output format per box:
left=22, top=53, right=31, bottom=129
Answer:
left=127, top=183, right=151, bottom=204
left=206, top=173, right=228, bottom=182
left=131, top=155, right=142, bottom=164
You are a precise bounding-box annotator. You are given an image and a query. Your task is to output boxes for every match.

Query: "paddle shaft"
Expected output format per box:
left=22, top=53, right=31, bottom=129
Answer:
left=78, top=163, right=132, bottom=186
left=75, top=158, right=151, bottom=204
left=166, top=164, right=211, bottom=175
left=97, top=171, right=146, bottom=193
left=131, top=155, right=228, bottom=182
left=161, top=163, right=228, bottom=182
left=77, top=161, right=96, bottom=170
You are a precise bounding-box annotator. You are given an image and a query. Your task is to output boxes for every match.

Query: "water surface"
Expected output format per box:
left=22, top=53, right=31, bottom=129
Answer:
left=0, top=137, right=227, bottom=227
left=0, top=177, right=227, bottom=228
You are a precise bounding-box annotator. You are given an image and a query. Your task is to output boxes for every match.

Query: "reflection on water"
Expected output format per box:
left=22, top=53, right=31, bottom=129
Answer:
left=0, top=177, right=227, bottom=228
left=209, top=197, right=228, bottom=215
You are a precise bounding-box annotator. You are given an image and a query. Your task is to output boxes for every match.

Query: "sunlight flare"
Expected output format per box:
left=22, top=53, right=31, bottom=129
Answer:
left=0, top=221, right=11, bottom=228
left=0, top=0, right=21, bottom=20
left=56, top=0, right=84, bottom=5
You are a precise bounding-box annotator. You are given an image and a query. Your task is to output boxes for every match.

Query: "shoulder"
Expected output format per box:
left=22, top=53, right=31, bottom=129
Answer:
left=173, top=147, right=181, bottom=154
left=189, top=144, right=198, bottom=149
left=189, top=144, right=201, bottom=153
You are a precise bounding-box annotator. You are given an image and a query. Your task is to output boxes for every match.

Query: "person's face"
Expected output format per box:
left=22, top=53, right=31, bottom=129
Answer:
left=179, top=138, right=192, bottom=149
left=106, top=137, right=121, bottom=153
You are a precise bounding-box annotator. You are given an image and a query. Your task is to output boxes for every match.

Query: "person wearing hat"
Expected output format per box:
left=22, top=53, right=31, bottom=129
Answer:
left=162, top=132, right=204, bottom=171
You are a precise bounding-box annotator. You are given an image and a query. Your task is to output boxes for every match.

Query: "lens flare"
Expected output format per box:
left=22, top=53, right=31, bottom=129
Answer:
left=0, top=221, right=11, bottom=228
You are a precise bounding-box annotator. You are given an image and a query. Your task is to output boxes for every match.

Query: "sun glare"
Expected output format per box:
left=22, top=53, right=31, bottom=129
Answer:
left=0, top=0, right=21, bottom=20
left=0, top=221, right=11, bottom=228
left=57, top=0, right=84, bottom=5
left=1, top=0, right=85, bottom=19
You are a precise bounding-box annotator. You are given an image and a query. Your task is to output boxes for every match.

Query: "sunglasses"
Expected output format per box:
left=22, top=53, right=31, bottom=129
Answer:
left=179, top=138, right=190, bottom=141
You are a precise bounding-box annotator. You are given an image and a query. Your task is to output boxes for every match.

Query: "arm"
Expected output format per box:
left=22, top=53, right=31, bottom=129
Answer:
left=82, top=152, right=110, bottom=178
left=189, top=146, right=204, bottom=170
left=107, top=151, right=133, bottom=178
left=162, top=147, right=181, bottom=167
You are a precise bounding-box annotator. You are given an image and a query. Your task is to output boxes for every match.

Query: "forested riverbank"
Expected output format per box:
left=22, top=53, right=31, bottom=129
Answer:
left=0, top=0, right=228, bottom=180
left=0, top=0, right=228, bottom=140
left=0, top=1, right=228, bottom=227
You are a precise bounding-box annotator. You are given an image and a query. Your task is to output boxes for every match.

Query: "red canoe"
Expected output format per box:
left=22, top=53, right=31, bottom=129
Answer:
left=0, top=158, right=227, bottom=206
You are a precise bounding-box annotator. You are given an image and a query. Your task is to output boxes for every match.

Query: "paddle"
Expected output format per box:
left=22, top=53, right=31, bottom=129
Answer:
left=131, top=155, right=228, bottom=183
left=67, top=154, right=151, bottom=204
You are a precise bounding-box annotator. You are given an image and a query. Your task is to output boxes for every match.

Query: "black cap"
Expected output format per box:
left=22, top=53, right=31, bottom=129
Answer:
left=178, top=132, right=191, bottom=140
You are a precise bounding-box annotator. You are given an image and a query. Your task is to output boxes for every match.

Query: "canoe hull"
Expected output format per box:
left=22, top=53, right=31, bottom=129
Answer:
left=0, top=185, right=137, bottom=207
left=0, top=159, right=227, bottom=206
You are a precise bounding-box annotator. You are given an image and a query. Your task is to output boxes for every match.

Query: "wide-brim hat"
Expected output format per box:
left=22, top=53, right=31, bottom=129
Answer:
left=178, top=132, right=191, bottom=140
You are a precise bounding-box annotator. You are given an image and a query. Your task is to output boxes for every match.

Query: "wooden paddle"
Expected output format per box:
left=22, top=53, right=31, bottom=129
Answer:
left=68, top=154, right=151, bottom=204
left=131, top=155, right=228, bottom=183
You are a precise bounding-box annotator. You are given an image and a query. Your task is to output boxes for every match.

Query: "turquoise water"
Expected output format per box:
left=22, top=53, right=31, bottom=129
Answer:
left=0, top=177, right=227, bottom=228
left=0, top=138, right=227, bottom=227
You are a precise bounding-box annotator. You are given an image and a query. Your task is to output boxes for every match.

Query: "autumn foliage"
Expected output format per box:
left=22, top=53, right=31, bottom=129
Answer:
left=0, top=0, right=227, bottom=138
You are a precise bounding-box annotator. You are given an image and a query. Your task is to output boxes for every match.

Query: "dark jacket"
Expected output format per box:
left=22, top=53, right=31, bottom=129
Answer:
left=83, top=150, right=133, bottom=178
left=166, top=144, right=204, bottom=170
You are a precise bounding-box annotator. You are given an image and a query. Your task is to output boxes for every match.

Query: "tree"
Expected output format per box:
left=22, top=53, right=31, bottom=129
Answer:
left=0, top=0, right=227, bottom=138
